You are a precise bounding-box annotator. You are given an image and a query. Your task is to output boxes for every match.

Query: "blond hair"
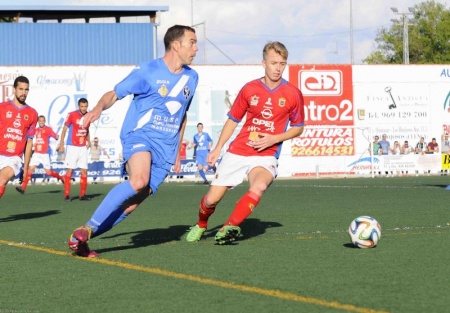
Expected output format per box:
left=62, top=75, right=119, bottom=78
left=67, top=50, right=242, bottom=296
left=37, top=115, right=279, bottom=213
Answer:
left=263, top=41, right=288, bottom=60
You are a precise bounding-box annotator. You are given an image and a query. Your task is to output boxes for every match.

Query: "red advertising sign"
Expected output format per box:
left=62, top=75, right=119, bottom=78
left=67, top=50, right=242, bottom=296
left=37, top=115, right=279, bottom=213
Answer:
left=289, top=65, right=354, bottom=156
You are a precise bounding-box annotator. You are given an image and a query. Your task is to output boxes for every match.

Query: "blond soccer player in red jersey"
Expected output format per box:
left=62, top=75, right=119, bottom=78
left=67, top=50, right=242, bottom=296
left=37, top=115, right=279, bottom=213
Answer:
left=0, top=76, right=38, bottom=199
left=186, top=41, right=305, bottom=244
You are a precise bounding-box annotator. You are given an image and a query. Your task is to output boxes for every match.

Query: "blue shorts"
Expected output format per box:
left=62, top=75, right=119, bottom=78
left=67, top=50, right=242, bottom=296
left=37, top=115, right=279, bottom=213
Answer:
left=196, top=150, right=209, bottom=166
left=121, top=131, right=173, bottom=194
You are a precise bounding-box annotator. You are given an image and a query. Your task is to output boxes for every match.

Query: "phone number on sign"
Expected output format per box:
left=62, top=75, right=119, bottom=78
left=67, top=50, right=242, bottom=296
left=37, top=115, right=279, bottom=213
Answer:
left=368, top=111, right=428, bottom=119
left=292, top=146, right=354, bottom=156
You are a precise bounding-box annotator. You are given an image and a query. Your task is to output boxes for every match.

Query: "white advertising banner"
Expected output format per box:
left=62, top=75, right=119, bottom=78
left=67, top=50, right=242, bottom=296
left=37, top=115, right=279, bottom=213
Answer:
left=1, top=65, right=449, bottom=178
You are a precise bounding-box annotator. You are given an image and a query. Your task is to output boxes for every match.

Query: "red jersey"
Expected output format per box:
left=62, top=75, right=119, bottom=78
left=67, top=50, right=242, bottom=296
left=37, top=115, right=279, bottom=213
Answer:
left=34, top=125, right=58, bottom=154
left=179, top=142, right=187, bottom=160
left=0, top=101, right=38, bottom=157
left=64, top=110, right=90, bottom=147
left=227, top=78, right=304, bottom=158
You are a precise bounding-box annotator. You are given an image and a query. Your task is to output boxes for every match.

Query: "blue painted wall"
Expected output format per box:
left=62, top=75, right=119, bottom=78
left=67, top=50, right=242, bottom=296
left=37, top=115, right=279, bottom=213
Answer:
left=0, top=23, right=157, bottom=65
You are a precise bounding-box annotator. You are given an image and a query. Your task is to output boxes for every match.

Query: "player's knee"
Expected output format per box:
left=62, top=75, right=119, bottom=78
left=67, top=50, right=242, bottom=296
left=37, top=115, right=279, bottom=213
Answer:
left=129, top=176, right=149, bottom=192
left=204, top=193, right=220, bottom=207
left=251, top=181, right=269, bottom=195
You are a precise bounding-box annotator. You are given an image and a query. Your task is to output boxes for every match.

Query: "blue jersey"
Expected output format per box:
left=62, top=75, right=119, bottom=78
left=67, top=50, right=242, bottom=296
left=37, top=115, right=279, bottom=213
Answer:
left=194, top=132, right=213, bottom=156
left=115, top=58, right=198, bottom=164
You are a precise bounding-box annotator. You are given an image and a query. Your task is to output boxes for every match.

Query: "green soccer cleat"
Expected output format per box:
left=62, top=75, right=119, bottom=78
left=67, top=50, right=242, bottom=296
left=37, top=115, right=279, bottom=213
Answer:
left=186, top=224, right=206, bottom=242
left=215, top=224, right=241, bottom=245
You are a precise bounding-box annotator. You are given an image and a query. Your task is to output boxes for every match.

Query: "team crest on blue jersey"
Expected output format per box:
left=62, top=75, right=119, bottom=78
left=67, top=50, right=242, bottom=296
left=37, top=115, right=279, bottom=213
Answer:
left=158, top=85, right=168, bottom=97
left=278, top=98, right=286, bottom=107
left=250, top=95, right=259, bottom=106
left=183, top=86, right=190, bottom=99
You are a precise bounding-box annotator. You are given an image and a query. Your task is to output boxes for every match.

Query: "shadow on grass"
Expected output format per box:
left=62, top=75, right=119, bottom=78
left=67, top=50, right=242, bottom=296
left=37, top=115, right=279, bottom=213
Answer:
left=342, top=242, right=379, bottom=249
left=71, top=193, right=103, bottom=201
left=422, top=184, right=450, bottom=189
left=95, top=225, right=191, bottom=254
left=96, top=218, right=283, bottom=253
left=204, top=218, right=283, bottom=242
left=0, top=210, right=60, bottom=222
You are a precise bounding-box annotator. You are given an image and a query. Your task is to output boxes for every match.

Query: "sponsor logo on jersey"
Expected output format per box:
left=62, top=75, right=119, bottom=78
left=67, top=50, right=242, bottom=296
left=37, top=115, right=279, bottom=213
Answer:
left=250, top=95, right=259, bottom=106
left=261, top=108, right=273, bottom=120
left=158, top=84, right=168, bottom=97
left=183, top=86, right=190, bottom=99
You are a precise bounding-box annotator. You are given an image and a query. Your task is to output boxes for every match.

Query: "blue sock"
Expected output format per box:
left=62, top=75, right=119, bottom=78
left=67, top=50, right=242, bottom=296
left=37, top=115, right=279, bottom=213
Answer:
left=113, top=212, right=129, bottom=226
left=92, top=212, right=129, bottom=238
left=199, top=169, right=207, bottom=181
left=86, top=181, right=137, bottom=238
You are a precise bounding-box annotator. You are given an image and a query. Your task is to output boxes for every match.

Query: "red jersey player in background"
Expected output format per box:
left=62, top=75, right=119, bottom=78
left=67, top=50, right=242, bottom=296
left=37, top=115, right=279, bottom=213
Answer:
left=57, top=98, right=91, bottom=201
left=0, top=76, right=38, bottom=199
left=15, top=115, right=64, bottom=194
left=186, top=41, right=305, bottom=244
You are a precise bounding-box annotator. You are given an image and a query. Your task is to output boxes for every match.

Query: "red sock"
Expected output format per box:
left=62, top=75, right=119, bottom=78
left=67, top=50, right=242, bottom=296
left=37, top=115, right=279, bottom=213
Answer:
left=224, top=191, right=260, bottom=226
left=198, top=195, right=215, bottom=228
left=47, top=170, right=64, bottom=181
left=80, top=175, right=88, bottom=197
left=0, top=186, right=5, bottom=198
left=22, top=173, right=32, bottom=190
left=64, top=173, right=72, bottom=197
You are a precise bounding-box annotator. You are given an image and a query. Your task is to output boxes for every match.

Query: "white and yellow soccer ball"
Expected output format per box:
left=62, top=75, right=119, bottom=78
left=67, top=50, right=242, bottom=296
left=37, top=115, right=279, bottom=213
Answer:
left=348, top=216, right=381, bottom=248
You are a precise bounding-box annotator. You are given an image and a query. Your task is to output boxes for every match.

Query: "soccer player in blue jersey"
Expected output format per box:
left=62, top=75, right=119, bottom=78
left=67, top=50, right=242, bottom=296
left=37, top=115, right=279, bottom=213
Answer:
left=188, top=122, right=213, bottom=184
left=67, top=25, right=199, bottom=257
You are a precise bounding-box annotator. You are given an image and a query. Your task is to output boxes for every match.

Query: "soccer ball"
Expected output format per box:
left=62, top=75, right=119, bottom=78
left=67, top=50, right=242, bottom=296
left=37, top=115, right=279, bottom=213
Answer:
left=348, top=216, right=381, bottom=248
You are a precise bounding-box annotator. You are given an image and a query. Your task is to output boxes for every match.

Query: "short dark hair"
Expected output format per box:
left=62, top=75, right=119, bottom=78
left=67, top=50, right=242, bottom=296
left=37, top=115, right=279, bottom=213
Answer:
left=164, top=25, right=196, bottom=52
left=13, top=76, right=29, bottom=88
left=197, top=123, right=203, bottom=127
left=78, top=98, right=88, bottom=105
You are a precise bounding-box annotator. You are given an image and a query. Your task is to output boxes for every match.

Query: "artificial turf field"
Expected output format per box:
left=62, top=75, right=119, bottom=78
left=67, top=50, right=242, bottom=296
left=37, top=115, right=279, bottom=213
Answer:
left=0, top=176, right=449, bottom=313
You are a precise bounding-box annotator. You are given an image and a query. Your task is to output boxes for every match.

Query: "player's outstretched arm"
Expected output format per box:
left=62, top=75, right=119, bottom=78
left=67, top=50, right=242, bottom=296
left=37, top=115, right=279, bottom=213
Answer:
left=83, top=90, right=118, bottom=128
left=207, top=119, right=238, bottom=166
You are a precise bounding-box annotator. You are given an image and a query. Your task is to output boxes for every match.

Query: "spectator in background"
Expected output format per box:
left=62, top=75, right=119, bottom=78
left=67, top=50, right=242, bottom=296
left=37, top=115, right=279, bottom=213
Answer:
left=400, top=140, right=414, bottom=176
left=426, top=138, right=439, bottom=153
left=379, top=134, right=390, bottom=155
left=89, top=137, right=110, bottom=183
left=415, top=137, right=427, bottom=155
left=389, top=140, right=401, bottom=155
left=371, top=135, right=382, bottom=155
left=401, top=140, right=414, bottom=154
left=441, top=133, right=450, bottom=154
